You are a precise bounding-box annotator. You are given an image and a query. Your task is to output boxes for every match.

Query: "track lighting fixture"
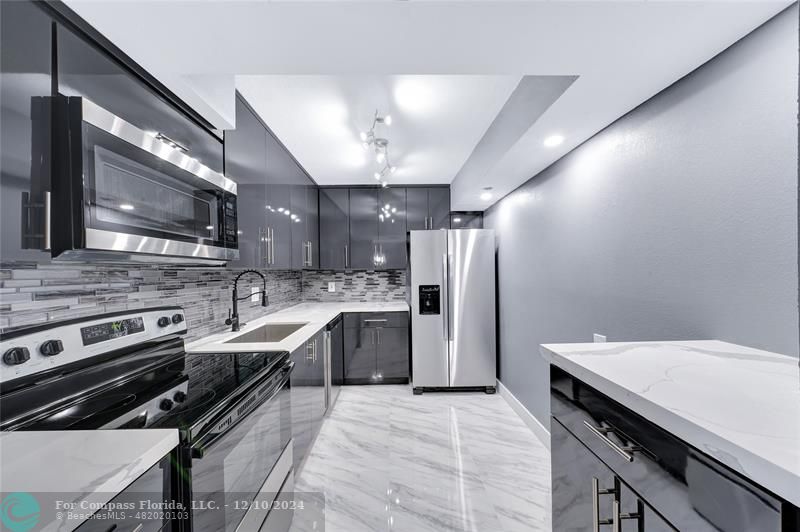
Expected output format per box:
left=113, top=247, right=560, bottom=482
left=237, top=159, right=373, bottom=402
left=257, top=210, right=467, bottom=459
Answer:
left=360, top=109, right=399, bottom=186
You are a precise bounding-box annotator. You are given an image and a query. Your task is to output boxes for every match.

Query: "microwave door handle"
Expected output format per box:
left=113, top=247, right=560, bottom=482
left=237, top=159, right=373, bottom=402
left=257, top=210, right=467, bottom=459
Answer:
left=190, top=364, right=293, bottom=459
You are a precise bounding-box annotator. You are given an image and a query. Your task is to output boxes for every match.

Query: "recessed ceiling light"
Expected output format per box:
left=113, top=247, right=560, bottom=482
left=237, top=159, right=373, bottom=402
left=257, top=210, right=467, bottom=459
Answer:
left=374, top=172, right=381, bottom=180
left=359, top=131, right=368, bottom=141
left=205, top=225, right=214, bottom=230
left=382, top=181, right=388, bottom=188
left=453, top=217, right=462, bottom=223
left=544, top=134, right=565, bottom=148
left=383, top=115, right=392, bottom=126
left=120, top=204, right=134, bottom=211
left=480, top=187, right=493, bottom=201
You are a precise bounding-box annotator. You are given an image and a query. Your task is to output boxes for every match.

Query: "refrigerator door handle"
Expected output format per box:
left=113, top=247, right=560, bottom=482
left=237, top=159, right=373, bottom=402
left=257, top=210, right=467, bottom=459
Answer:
left=442, top=253, right=449, bottom=340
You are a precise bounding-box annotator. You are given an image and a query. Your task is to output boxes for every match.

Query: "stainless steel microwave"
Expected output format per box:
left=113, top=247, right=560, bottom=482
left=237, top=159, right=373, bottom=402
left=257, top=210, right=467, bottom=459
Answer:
left=51, top=97, right=239, bottom=264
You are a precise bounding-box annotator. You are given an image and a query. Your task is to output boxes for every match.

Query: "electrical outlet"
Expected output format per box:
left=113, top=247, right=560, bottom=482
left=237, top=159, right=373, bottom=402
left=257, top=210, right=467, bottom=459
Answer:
left=327, top=281, right=336, bottom=293
left=251, top=287, right=260, bottom=302
left=593, top=333, right=607, bottom=343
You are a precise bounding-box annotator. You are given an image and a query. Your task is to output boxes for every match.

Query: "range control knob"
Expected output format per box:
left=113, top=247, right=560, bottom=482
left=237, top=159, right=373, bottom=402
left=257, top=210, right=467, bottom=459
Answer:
left=157, top=317, right=171, bottom=328
left=173, top=391, right=187, bottom=404
left=159, top=398, right=174, bottom=411
left=3, top=347, right=30, bottom=366
left=171, top=314, right=184, bottom=324
left=40, top=339, right=64, bottom=357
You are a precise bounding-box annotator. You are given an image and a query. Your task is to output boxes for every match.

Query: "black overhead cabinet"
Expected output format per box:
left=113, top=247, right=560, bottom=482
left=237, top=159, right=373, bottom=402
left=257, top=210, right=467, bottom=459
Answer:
left=319, top=185, right=419, bottom=271
left=226, top=93, right=318, bottom=269
left=319, top=188, right=350, bottom=270
left=406, top=186, right=450, bottom=231
left=0, top=0, right=53, bottom=264
left=348, top=188, right=380, bottom=270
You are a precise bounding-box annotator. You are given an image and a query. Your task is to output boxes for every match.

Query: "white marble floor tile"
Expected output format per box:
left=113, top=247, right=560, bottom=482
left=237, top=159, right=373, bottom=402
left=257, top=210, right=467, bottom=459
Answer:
left=290, top=385, right=551, bottom=532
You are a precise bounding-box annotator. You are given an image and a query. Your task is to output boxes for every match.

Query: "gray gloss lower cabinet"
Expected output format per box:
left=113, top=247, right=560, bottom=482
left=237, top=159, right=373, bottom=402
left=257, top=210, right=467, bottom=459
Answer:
left=550, top=366, right=798, bottom=531
left=342, top=312, right=409, bottom=384
left=290, top=328, right=325, bottom=473
left=552, top=420, right=674, bottom=532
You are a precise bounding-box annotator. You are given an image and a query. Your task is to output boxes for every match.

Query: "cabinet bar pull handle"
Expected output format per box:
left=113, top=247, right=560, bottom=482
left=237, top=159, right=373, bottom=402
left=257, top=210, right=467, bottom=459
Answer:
left=592, top=477, right=617, bottom=532
left=441, top=254, right=449, bottom=341
left=364, top=319, right=388, bottom=323
left=344, top=244, right=349, bottom=268
left=583, top=421, right=639, bottom=462
left=377, top=328, right=381, bottom=344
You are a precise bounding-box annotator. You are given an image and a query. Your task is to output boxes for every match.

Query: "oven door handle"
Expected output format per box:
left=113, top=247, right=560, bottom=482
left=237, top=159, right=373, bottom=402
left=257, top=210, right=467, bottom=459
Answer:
left=190, top=363, right=294, bottom=459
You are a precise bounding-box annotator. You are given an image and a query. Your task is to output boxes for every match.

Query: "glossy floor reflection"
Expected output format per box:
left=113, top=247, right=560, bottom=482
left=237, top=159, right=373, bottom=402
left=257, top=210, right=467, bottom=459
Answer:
left=289, top=385, right=551, bottom=532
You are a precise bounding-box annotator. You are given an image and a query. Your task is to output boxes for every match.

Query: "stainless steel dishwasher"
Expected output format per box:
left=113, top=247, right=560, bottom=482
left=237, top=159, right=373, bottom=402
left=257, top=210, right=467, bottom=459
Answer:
left=324, top=314, right=343, bottom=413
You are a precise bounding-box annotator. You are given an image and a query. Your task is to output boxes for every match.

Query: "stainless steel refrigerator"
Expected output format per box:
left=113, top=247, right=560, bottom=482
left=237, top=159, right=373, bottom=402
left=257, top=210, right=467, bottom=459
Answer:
left=409, top=229, right=496, bottom=394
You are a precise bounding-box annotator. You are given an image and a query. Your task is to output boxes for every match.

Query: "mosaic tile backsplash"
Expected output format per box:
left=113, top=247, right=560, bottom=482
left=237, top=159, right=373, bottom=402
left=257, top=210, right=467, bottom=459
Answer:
left=0, top=264, right=407, bottom=340
left=302, top=270, right=406, bottom=302
left=0, top=263, right=301, bottom=342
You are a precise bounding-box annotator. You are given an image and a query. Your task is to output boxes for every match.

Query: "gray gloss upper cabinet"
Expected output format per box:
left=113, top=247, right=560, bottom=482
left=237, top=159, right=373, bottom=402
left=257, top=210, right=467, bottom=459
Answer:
left=406, top=188, right=429, bottom=231
left=319, top=189, right=350, bottom=269
left=428, top=187, right=451, bottom=230
left=57, top=23, right=223, bottom=173
left=377, top=187, right=407, bottom=269
left=406, top=187, right=450, bottom=230
left=291, top=181, right=319, bottom=270
left=264, top=129, right=294, bottom=269
left=225, top=96, right=267, bottom=269
left=348, top=188, right=380, bottom=270
left=0, top=1, right=53, bottom=263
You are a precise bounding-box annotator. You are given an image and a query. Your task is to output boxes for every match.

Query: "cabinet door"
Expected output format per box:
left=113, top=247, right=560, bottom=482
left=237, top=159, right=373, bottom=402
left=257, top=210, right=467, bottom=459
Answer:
left=306, top=185, right=319, bottom=269
left=57, top=23, right=223, bottom=173
left=348, top=188, right=379, bottom=269
left=266, top=183, right=293, bottom=268
left=290, top=183, right=308, bottom=269
left=1, top=1, right=53, bottom=264
left=226, top=97, right=267, bottom=269
left=428, top=187, right=451, bottom=230
left=406, top=188, right=429, bottom=231
left=552, top=419, right=620, bottom=531
left=376, top=327, right=409, bottom=381
left=319, top=188, right=349, bottom=270
left=290, top=344, right=313, bottom=471
left=343, top=326, right=377, bottom=382
left=378, top=187, right=407, bottom=269
left=311, top=330, right=327, bottom=430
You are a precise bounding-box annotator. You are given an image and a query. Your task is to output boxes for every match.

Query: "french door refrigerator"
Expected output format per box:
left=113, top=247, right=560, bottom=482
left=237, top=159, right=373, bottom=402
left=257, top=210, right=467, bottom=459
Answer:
left=409, top=229, right=497, bottom=394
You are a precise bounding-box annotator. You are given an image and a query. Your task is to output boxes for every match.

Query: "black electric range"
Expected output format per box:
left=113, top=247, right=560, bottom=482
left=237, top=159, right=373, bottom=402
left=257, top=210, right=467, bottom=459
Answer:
left=0, top=307, right=295, bottom=532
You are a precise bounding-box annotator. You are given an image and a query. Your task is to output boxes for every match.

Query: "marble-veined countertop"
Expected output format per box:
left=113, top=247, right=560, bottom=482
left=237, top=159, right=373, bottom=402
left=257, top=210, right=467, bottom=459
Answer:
left=0, top=429, right=179, bottom=530
left=186, top=301, right=409, bottom=354
left=540, top=340, right=800, bottom=507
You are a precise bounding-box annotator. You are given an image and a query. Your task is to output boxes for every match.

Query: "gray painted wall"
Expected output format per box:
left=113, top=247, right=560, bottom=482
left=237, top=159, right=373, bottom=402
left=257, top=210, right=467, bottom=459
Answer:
left=484, top=5, right=799, bottom=429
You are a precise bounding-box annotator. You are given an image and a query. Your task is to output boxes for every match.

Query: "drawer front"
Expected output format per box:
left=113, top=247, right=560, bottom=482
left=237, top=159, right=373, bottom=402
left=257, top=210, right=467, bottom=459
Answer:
left=344, top=312, right=408, bottom=329
left=550, top=365, right=787, bottom=532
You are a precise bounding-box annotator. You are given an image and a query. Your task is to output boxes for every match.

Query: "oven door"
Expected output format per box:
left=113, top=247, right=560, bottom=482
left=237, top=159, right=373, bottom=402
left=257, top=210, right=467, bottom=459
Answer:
left=53, top=97, right=239, bottom=264
left=189, top=361, right=293, bottom=532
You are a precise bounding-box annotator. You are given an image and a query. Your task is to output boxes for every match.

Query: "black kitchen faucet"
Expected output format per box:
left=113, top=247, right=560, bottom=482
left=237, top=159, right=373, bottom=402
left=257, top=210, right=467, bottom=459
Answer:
left=226, top=270, right=268, bottom=332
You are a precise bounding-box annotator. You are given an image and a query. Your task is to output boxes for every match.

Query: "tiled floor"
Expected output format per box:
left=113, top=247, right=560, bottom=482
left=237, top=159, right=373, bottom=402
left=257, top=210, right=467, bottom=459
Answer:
left=289, top=385, right=552, bottom=532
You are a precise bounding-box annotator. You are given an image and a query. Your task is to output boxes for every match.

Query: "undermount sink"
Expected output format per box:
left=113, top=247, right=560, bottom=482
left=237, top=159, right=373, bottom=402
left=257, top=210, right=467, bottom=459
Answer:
left=224, top=322, right=308, bottom=344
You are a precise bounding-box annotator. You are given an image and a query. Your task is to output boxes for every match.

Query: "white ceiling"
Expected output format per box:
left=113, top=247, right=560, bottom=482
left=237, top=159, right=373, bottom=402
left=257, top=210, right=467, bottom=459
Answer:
left=64, top=0, right=794, bottom=210
left=237, top=75, right=521, bottom=185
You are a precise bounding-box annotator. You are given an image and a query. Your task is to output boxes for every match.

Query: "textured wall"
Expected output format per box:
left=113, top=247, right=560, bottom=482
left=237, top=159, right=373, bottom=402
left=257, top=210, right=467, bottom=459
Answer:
left=301, top=270, right=406, bottom=302
left=484, top=5, right=799, bottom=428
left=0, top=264, right=301, bottom=342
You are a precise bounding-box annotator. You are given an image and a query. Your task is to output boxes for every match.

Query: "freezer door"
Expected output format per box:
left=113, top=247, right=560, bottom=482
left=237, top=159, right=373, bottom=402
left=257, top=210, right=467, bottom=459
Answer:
left=410, top=230, right=449, bottom=388
left=447, top=229, right=496, bottom=387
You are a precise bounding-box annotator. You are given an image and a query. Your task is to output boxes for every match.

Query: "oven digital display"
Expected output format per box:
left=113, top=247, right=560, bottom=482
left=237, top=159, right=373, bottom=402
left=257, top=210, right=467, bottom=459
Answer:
left=81, top=317, right=145, bottom=346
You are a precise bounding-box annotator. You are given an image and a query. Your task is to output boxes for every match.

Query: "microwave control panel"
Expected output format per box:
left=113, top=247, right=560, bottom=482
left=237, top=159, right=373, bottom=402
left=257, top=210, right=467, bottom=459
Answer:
left=419, top=285, right=440, bottom=315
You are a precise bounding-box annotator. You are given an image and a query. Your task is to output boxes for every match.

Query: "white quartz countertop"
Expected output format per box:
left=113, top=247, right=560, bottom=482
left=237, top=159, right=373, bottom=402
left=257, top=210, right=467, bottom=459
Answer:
left=0, top=429, right=179, bottom=530
left=186, top=301, right=409, bottom=354
left=540, top=340, right=800, bottom=507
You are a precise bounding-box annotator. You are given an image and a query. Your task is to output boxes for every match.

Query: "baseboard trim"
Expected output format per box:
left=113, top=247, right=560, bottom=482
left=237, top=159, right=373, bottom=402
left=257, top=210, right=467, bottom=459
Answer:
left=498, top=381, right=551, bottom=451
